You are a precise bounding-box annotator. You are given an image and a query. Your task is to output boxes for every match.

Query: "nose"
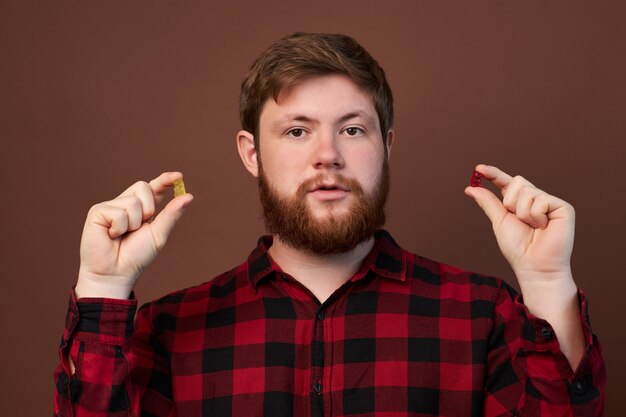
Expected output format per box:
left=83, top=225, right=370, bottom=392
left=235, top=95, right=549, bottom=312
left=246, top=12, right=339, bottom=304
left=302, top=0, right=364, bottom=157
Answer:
left=313, top=131, right=345, bottom=170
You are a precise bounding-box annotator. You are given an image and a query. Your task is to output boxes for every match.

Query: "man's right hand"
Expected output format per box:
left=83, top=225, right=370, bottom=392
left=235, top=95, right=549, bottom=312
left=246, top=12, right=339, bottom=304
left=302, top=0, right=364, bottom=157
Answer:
left=74, top=172, right=193, bottom=299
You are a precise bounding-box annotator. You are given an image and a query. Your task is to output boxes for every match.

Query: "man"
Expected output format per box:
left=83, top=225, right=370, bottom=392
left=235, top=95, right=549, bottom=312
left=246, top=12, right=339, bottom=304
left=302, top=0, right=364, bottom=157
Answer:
left=54, top=33, right=605, bottom=416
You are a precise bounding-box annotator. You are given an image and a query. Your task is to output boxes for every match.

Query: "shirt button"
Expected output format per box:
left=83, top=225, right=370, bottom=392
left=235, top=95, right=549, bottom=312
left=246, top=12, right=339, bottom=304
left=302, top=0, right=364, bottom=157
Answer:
left=573, top=380, right=585, bottom=393
left=540, top=326, right=553, bottom=340
left=313, top=382, right=323, bottom=393
left=316, top=310, right=324, bottom=320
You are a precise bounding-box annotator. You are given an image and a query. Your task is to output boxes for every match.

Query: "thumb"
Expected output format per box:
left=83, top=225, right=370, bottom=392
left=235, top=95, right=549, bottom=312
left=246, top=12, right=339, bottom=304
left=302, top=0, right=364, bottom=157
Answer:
left=150, top=193, right=194, bottom=249
left=464, top=186, right=507, bottom=228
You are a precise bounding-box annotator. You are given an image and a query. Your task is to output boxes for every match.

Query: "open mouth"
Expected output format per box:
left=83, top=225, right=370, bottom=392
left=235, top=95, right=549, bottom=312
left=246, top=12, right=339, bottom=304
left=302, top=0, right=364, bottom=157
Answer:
left=311, top=183, right=350, bottom=193
left=308, top=183, right=350, bottom=201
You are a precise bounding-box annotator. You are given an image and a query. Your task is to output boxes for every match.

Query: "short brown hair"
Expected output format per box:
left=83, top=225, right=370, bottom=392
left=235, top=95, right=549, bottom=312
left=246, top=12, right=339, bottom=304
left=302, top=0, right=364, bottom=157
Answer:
left=239, top=32, right=394, bottom=149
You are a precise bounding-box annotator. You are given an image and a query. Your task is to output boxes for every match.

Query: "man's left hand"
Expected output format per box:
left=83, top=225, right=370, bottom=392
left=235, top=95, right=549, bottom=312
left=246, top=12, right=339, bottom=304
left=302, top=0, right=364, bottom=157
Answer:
left=464, top=164, right=575, bottom=283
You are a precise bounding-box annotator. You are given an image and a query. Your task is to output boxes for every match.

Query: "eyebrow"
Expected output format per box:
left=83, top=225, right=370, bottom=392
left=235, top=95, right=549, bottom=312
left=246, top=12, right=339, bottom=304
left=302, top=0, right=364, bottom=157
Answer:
left=337, top=111, right=372, bottom=124
left=273, top=111, right=375, bottom=128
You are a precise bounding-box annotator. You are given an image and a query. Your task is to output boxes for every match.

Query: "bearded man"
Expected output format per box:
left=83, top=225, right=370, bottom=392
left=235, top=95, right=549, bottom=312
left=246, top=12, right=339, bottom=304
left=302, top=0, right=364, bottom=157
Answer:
left=54, top=33, right=605, bottom=417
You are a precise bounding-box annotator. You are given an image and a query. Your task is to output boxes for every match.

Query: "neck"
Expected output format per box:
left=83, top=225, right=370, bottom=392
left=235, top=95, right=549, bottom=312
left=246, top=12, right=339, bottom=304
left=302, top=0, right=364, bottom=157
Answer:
left=268, top=236, right=375, bottom=303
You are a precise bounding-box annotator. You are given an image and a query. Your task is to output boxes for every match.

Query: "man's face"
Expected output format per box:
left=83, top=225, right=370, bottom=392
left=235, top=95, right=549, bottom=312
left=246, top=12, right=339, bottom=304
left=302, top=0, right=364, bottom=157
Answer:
left=254, top=74, right=392, bottom=254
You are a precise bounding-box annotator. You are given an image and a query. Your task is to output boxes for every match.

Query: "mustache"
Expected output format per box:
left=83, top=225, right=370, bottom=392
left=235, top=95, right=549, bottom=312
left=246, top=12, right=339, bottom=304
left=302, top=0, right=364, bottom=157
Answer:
left=298, top=174, right=365, bottom=195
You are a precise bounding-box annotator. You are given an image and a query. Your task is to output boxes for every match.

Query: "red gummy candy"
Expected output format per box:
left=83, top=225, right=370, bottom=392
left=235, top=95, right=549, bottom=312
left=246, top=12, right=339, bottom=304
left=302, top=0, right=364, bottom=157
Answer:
left=470, top=170, right=483, bottom=187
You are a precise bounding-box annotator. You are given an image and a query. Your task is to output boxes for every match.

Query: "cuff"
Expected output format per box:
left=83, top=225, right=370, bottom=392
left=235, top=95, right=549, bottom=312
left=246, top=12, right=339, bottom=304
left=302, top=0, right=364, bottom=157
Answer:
left=514, top=289, right=595, bottom=376
left=62, top=288, right=138, bottom=347
left=514, top=288, right=593, bottom=344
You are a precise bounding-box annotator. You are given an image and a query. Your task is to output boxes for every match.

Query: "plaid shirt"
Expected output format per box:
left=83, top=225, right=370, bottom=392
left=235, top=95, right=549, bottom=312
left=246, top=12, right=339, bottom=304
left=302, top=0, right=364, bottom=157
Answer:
left=54, top=230, right=605, bottom=416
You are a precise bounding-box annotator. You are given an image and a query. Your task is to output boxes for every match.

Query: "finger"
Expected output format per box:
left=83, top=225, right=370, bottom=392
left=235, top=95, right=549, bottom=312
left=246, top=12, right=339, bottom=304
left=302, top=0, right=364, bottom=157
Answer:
left=149, top=192, right=194, bottom=250
left=503, top=178, right=534, bottom=214
left=88, top=203, right=129, bottom=239
left=474, top=164, right=513, bottom=190
left=515, top=188, right=548, bottom=229
left=501, top=178, right=524, bottom=213
left=103, top=196, right=144, bottom=232
left=148, top=172, right=184, bottom=204
left=529, top=194, right=550, bottom=229
left=116, top=181, right=156, bottom=221
left=131, top=182, right=156, bottom=221
left=502, top=176, right=535, bottom=213
left=464, top=185, right=508, bottom=229
left=117, top=172, right=184, bottom=218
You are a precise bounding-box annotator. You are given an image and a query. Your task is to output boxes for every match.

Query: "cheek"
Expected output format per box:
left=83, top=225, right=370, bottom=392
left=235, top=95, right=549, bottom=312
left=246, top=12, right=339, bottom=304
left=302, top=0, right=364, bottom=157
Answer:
left=261, top=153, right=305, bottom=194
left=356, top=152, right=385, bottom=189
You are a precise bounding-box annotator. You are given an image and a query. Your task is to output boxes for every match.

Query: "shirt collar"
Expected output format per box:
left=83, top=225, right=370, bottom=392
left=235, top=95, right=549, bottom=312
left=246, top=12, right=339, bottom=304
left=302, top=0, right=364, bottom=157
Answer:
left=246, top=229, right=407, bottom=292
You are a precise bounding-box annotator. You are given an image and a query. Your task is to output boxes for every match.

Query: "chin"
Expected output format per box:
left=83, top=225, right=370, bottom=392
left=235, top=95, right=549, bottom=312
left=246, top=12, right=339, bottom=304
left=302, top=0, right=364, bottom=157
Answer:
left=307, top=206, right=352, bottom=222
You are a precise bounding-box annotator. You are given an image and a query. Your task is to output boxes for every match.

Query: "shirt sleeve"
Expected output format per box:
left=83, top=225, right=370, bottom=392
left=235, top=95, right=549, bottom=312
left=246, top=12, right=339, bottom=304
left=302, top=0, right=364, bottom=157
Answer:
left=53, top=290, right=138, bottom=417
left=483, top=281, right=606, bottom=416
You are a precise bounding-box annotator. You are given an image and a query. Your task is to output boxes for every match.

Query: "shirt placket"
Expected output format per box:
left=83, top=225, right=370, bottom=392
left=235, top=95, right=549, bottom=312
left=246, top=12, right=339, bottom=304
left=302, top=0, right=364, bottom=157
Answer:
left=310, top=303, right=326, bottom=417
left=309, top=283, right=351, bottom=417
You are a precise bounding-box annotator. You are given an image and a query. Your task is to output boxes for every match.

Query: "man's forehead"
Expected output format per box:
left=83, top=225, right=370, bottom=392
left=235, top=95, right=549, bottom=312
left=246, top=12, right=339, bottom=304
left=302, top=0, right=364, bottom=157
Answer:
left=258, top=75, right=380, bottom=127
left=270, top=110, right=378, bottom=126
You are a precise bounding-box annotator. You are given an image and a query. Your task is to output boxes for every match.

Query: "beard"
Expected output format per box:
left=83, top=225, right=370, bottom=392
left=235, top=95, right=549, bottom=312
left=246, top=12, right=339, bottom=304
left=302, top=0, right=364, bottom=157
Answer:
left=258, top=159, right=389, bottom=255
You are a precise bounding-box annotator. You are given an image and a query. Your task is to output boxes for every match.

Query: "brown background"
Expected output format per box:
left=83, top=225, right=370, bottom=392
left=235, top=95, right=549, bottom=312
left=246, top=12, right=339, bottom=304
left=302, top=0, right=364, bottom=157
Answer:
left=1, top=1, right=624, bottom=415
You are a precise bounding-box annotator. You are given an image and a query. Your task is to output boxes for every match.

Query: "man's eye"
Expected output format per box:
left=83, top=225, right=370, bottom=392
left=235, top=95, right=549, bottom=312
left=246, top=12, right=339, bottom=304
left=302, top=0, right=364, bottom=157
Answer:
left=287, top=128, right=304, bottom=138
left=345, top=127, right=364, bottom=136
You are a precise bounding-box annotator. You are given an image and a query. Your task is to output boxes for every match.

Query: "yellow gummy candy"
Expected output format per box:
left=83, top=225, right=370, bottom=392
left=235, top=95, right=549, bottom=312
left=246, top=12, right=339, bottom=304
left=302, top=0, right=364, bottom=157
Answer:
left=173, top=178, right=186, bottom=197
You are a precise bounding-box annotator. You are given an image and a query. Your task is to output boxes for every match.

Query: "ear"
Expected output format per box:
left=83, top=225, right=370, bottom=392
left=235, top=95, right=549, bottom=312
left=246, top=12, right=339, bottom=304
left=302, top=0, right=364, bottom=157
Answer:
left=384, top=129, right=395, bottom=160
left=237, top=130, right=259, bottom=177
left=236, top=130, right=259, bottom=177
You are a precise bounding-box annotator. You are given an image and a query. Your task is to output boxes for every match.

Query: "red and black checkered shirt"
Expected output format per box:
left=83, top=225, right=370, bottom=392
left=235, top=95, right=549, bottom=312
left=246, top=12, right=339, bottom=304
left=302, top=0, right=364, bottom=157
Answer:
left=54, top=230, right=605, bottom=416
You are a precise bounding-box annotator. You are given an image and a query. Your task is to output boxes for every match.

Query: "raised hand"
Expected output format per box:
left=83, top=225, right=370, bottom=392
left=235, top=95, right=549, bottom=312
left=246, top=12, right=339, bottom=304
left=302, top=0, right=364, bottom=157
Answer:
left=75, top=172, right=193, bottom=299
left=464, top=164, right=585, bottom=369
left=464, top=164, right=575, bottom=282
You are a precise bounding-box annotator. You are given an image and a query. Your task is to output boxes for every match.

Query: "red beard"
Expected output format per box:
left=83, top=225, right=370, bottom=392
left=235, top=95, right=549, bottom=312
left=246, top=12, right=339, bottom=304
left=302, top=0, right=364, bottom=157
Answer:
left=258, top=160, right=389, bottom=255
